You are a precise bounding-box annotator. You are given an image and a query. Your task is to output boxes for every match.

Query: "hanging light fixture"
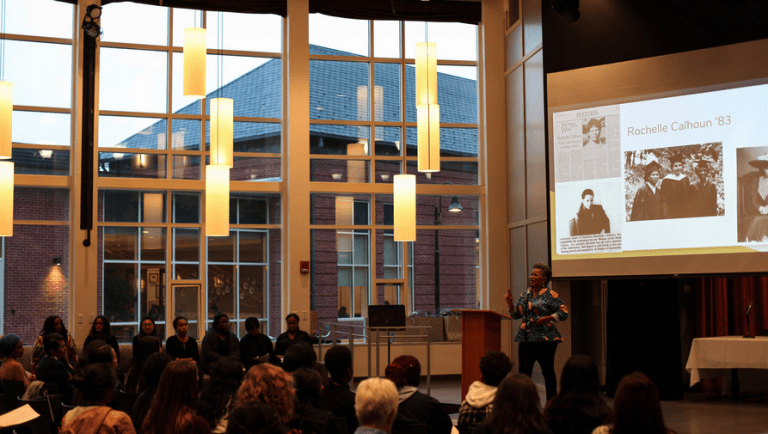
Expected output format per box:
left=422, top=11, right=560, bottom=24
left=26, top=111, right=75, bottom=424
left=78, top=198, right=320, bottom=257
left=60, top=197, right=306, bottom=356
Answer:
left=210, top=97, right=233, bottom=166
left=206, top=165, right=230, bottom=237
left=0, top=81, right=11, bottom=159
left=393, top=174, right=416, bottom=242
left=0, top=161, right=13, bottom=237
left=415, top=41, right=439, bottom=172
left=183, top=26, right=206, bottom=99
left=206, top=11, right=232, bottom=237
left=347, top=142, right=366, bottom=183
left=335, top=196, right=354, bottom=252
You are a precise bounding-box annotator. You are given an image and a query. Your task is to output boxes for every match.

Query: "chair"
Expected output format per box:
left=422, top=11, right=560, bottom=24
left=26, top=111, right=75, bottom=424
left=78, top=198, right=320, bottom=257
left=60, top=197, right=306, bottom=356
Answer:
left=116, top=389, right=140, bottom=417
left=16, top=396, right=56, bottom=434
left=1, top=380, right=26, bottom=412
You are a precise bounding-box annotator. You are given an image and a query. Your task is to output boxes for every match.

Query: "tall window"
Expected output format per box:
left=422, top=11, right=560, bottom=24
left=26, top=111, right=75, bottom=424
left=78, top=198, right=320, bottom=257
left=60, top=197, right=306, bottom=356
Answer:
left=308, top=15, right=481, bottom=331
left=97, top=4, right=283, bottom=339
left=2, top=0, right=75, bottom=342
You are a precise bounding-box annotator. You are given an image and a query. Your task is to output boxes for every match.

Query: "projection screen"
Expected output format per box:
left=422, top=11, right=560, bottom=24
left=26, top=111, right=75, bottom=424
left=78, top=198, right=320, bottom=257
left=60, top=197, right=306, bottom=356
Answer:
left=547, top=38, right=768, bottom=278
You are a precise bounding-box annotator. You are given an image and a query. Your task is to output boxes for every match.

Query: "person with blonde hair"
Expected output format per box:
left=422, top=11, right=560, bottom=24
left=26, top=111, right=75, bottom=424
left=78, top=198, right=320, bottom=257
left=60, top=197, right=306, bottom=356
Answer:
left=235, top=363, right=295, bottom=425
left=354, top=377, right=399, bottom=434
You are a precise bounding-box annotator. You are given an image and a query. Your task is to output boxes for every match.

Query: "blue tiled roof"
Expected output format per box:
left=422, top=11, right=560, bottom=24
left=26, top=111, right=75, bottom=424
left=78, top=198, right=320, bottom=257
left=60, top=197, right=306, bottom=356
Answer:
left=106, top=44, right=477, bottom=158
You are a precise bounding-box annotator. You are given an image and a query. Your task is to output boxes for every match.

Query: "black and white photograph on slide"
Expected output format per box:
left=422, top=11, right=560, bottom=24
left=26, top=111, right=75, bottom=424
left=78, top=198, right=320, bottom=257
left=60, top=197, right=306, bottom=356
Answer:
left=624, top=143, right=723, bottom=222
left=737, top=146, right=768, bottom=243
left=556, top=180, right=623, bottom=255
left=580, top=117, right=621, bottom=180
left=569, top=188, right=610, bottom=236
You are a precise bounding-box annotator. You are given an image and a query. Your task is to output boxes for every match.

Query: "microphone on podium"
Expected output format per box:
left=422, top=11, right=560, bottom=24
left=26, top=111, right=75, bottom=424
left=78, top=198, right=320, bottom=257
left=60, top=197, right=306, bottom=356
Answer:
left=744, top=302, right=755, bottom=339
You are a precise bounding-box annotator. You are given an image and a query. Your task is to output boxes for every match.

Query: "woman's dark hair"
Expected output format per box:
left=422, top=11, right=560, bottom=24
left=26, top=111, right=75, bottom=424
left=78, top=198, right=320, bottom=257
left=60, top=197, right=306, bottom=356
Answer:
left=532, top=262, right=552, bottom=285
left=611, top=372, right=674, bottom=434
left=213, top=313, right=229, bottom=330
left=545, top=355, right=610, bottom=434
left=139, top=316, right=159, bottom=338
left=486, top=373, right=549, bottom=434
left=125, top=336, right=162, bottom=393
left=285, top=313, right=300, bottom=323
left=245, top=316, right=261, bottom=332
left=43, top=333, right=65, bottom=356
left=282, top=342, right=316, bottom=373
left=585, top=119, right=601, bottom=133
left=143, top=352, right=172, bottom=389
left=143, top=360, right=199, bottom=434
left=479, top=351, right=513, bottom=388
left=323, top=345, right=352, bottom=382
left=172, top=316, right=187, bottom=331
left=88, top=344, right=115, bottom=366
left=225, top=401, right=286, bottom=434
left=70, top=363, right=117, bottom=406
left=581, top=189, right=594, bottom=199
left=88, top=315, right=113, bottom=340
left=41, top=315, right=68, bottom=337
left=385, top=355, right=421, bottom=389
left=198, top=357, right=245, bottom=429
left=292, top=367, right=322, bottom=404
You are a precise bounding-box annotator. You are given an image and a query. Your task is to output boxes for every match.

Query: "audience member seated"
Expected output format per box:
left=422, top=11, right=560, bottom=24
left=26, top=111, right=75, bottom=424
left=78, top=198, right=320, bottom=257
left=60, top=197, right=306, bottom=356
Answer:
left=457, top=351, right=513, bottom=434
left=124, top=336, right=162, bottom=394
left=591, top=372, right=677, bottom=434
left=142, top=360, right=211, bottom=434
left=289, top=368, right=340, bottom=434
left=224, top=401, right=289, bottom=434
left=89, top=342, right=125, bottom=389
left=274, top=313, right=313, bottom=362
left=35, top=333, right=73, bottom=396
left=132, top=317, right=159, bottom=356
left=32, top=315, right=79, bottom=375
left=84, top=315, right=121, bottom=364
left=0, top=334, right=30, bottom=389
left=384, top=355, right=453, bottom=434
left=198, top=356, right=245, bottom=433
left=166, top=316, right=201, bottom=364
left=282, top=342, right=317, bottom=373
left=235, top=363, right=295, bottom=426
left=353, top=377, right=399, bottom=434
left=131, top=352, right=172, bottom=434
left=546, top=355, right=610, bottom=434
left=61, top=362, right=134, bottom=434
left=474, top=373, right=552, bottom=434
left=321, top=345, right=359, bottom=434
left=202, top=314, right=240, bottom=373
left=239, top=317, right=274, bottom=371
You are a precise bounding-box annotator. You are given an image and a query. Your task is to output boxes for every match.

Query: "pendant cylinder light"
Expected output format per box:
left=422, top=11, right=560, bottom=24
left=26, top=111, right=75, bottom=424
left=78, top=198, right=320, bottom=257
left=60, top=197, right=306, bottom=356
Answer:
left=206, top=165, right=230, bottom=237
left=415, top=42, right=440, bottom=172
left=393, top=174, right=416, bottom=242
left=210, top=98, right=234, bottom=167
left=347, top=142, right=366, bottom=183
left=183, top=27, right=207, bottom=99
left=0, top=161, right=13, bottom=236
left=335, top=196, right=354, bottom=252
left=0, top=81, right=12, bottom=159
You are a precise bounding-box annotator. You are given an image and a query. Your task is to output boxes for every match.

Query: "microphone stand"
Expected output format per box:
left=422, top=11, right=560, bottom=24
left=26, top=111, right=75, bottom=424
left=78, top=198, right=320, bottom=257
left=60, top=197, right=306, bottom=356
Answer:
left=744, top=303, right=754, bottom=339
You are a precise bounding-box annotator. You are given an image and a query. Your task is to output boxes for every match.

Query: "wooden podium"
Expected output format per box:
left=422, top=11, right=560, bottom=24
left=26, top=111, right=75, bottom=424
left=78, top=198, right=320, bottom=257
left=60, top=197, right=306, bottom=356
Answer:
left=455, top=310, right=510, bottom=398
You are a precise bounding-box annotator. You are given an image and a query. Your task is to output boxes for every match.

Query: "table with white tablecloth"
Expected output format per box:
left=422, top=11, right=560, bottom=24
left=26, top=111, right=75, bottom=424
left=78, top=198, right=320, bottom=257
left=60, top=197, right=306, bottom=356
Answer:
left=686, top=336, right=768, bottom=395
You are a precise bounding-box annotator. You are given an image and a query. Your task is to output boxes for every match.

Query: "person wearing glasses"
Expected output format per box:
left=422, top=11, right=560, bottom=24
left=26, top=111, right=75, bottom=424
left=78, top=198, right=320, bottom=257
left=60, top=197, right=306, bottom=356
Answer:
left=201, top=313, right=240, bottom=373
left=83, top=315, right=120, bottom=364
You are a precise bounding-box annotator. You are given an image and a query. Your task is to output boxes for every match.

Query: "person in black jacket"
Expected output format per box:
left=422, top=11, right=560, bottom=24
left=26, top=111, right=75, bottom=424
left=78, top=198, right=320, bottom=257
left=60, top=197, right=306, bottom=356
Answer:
left=320, top=345, right=358, bottom=434
left=239, top=317, right=274, bottom=371
left=83, top=315, right=121, bottom=364
left=274, top=313, right=313, bottom=361
left=385, top=355, right=453, bottom=434
left=202, top=313, right=240, bottom=373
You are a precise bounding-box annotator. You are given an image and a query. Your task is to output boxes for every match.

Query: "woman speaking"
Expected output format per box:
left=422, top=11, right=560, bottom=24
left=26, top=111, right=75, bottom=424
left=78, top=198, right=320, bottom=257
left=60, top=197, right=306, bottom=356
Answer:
left=505, top=262, right=569, bottom=403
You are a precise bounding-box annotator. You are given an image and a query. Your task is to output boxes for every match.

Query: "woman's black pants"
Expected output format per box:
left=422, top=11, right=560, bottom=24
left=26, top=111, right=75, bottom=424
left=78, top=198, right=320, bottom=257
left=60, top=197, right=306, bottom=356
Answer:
left=518, top=341, right=559, bottom=399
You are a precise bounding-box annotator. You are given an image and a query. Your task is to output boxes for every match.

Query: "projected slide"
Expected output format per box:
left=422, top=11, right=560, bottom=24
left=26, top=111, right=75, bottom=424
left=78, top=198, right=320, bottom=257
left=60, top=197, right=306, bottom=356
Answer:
left=552, top=84, right=768, bottom=258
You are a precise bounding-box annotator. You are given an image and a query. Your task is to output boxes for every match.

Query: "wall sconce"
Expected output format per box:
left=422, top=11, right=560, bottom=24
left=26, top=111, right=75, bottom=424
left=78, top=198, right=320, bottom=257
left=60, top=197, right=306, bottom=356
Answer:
left=206, top=165, right=230, bottom=236
left=0, top=161, right=13, bottom=237
left=183, top=27, right=207, bottom=99
left=415, top=42, right=440, bottom=172
left=394, top=174, right=416, bottom=242
left=53, top=257, right=61, bottom=266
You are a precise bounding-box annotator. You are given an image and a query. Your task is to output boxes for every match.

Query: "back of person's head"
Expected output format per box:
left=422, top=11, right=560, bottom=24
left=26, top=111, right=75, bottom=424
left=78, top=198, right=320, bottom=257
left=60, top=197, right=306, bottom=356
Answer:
left=225, top=401, right=287, bottom=434
left=199, top=357, right=246, bottom=429
left=143, top=352, right=172, bottom=389
left=0, top=334, right=20, bottom=358
left=81, top=339, right=107, bottom=367
left=88, top=344, right=115, bottom=366
left=487, top=373, right=548, bottom=434
left=236, top=363, right=295, bottom=424
left=282, top=342, right=316, bottom=373
left=385, top=355, right=421, bottom=389
left=559, top=355, right=601, bottom=396
left=70, top=363, right=117, bottom=405
left=323, top=345, right=352, bottom=383
left=479, top=351, right=513, bottom=387
left=144, top=360, right=199, bottom=434
left=43, top=333, right=65, bottom=356
left=612, top=372, right=669, bottom=434
left=126, top=337, right=162, bottom=393
left=355, top=377, right=399, bottom=430
left=292, top=367, right=322, bottom=403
